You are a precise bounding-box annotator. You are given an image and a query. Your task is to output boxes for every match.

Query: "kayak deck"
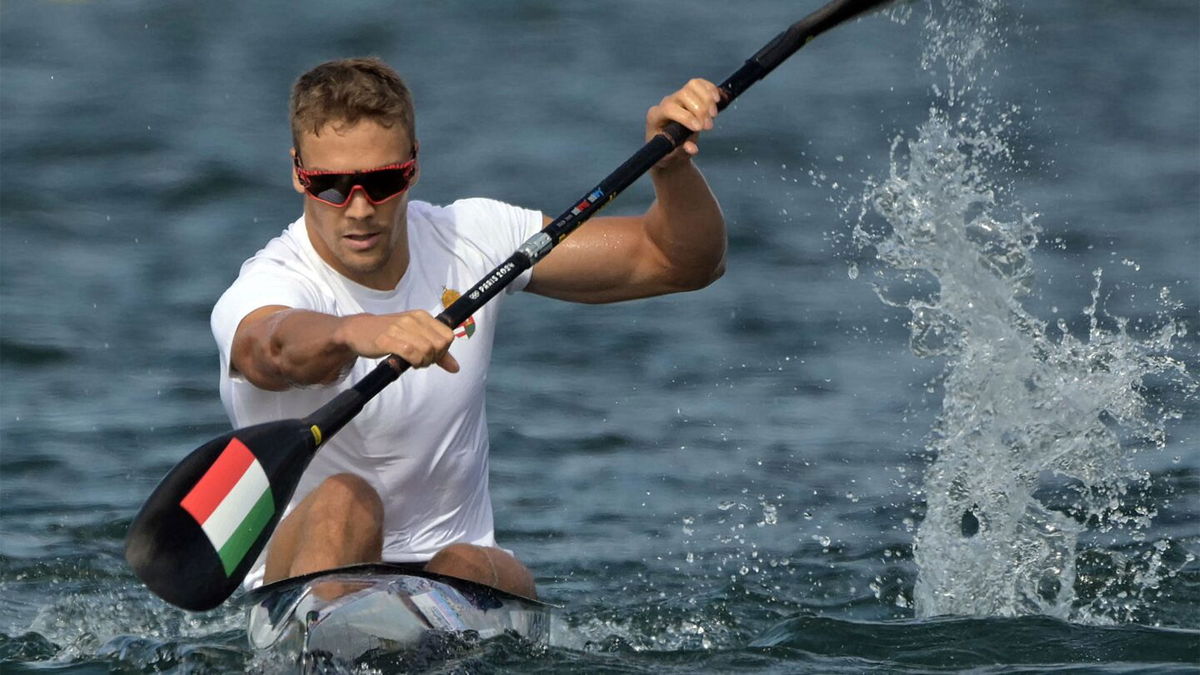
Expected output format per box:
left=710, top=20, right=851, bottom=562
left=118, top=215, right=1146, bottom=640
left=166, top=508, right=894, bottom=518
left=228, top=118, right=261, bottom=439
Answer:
left=245, top=562, right=553, bottom=669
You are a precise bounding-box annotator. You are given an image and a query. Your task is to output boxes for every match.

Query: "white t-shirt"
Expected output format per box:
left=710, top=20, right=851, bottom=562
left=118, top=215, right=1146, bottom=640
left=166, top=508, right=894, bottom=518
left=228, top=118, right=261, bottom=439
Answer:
left=210, top=198, right=542, bottom=588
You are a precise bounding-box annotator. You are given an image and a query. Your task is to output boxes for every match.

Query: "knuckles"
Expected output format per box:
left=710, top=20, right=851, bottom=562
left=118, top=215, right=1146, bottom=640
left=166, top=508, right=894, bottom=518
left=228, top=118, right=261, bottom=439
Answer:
left=351, top=311, right=454, bottom=367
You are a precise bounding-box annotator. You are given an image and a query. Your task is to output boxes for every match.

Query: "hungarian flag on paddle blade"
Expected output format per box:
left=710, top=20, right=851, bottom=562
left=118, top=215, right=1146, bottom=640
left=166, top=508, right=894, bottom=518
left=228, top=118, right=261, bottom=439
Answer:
left=180, top=438, right=275, bottom=576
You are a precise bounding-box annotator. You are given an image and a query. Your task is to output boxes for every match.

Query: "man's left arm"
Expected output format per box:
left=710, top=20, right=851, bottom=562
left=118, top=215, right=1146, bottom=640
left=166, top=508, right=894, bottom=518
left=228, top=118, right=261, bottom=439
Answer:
left=525, top=78, right=726, bottom=304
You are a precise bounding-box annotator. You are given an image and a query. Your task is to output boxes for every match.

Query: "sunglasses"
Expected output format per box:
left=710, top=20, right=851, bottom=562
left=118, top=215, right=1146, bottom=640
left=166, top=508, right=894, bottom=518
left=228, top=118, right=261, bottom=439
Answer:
left=294, top=147, right=418, bottom=207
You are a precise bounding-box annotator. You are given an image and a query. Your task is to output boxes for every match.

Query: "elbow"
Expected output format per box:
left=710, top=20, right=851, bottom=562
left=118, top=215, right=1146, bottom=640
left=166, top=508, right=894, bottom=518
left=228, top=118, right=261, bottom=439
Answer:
left=238, top=329, right=307, bottom=391
left=245, top=371, right=290, bottom=392
left=681, top=240, right=727, bottom=291
left=664, top=255, right=726, bottom=293
left=230, top=339, right=289, bottom=392
left=688, top=260, right=726, bottom=291
left=240, top=346, right=292, bottom=392
left=705, top=256, right=727, bottom=287
left=666, top=223, right=727, bottom=293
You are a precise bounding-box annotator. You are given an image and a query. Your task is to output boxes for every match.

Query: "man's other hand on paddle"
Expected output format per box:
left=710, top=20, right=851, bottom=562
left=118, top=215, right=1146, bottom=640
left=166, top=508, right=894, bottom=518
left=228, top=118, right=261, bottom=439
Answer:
left=525, top=78, right=727, bottom=304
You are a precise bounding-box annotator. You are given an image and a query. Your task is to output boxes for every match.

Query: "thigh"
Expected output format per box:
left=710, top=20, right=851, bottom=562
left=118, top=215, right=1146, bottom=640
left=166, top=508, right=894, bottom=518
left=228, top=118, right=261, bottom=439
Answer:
left=262, top=488, right=317, bottom=584
left=262, top=473, right=384, bottom=583
left=425, top=543, right=537, bottom=600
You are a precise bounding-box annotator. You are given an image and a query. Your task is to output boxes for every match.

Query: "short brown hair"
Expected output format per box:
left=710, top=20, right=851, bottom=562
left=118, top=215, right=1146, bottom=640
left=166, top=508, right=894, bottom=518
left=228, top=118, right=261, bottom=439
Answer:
left=289, top=57, right=415, bottom=152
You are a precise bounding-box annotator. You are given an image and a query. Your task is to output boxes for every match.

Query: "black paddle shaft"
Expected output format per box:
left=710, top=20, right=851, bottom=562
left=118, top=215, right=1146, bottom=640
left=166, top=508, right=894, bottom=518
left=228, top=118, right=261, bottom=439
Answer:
left=306, top=0, right=892, bottom=443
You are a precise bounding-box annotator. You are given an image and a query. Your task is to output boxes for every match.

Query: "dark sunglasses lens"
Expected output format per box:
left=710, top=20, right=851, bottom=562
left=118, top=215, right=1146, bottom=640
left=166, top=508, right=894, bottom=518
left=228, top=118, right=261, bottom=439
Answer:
left=302, top=164, right=413, bottom=205
left=305, top=174, right=354, bottom=205
left=359, top=168, right=412, bottom=202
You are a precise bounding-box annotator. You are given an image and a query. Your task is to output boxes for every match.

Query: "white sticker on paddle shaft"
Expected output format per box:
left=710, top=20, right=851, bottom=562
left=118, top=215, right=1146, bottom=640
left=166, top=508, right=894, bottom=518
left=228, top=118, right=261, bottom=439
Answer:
left=411, top=588, right=469, bottom=632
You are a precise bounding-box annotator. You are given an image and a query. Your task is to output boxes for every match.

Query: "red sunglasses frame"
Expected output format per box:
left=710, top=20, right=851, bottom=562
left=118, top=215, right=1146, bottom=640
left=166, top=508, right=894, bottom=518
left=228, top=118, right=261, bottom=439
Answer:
left=294, top=146, right=419, bottom=207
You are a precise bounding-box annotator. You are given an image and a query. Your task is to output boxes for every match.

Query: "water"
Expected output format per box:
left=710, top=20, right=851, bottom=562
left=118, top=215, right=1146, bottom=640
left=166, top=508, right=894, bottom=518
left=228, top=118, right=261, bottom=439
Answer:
left=2, top=1, right=1197, bottom=672
left=855, top=2, right=1196, bottom=624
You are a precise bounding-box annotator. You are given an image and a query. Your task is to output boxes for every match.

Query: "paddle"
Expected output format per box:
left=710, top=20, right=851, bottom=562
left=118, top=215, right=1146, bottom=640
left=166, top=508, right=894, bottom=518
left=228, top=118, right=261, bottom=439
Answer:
left=125, top=0, right=893, bottom=611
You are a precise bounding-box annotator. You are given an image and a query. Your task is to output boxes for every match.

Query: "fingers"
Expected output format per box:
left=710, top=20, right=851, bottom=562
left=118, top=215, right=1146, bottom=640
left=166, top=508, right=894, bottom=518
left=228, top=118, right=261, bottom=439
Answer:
left=436, top=351, right=461, bottom=374
left=384, top=311, right=457, bottom=371
left=674, top=78, right=721, bottom=131
left=345, top=311, right=460, bottom=373
left=646, top=78, right=723, bottom=160
left=651, top=79, right=720, bottom=132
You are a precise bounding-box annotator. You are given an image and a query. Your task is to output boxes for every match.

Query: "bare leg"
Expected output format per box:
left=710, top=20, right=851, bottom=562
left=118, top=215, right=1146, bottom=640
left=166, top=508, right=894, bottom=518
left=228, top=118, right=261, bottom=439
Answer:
left=263, top=473, right=384, bottom=584
left=263, top=478, right=536, bottom=600
left=425, top=543, right=537, bottom=600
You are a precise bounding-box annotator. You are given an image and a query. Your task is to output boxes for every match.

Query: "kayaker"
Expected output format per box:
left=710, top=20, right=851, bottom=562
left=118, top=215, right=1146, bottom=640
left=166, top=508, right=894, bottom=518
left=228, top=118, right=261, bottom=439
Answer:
left=210, top=57, right=725, bottom=599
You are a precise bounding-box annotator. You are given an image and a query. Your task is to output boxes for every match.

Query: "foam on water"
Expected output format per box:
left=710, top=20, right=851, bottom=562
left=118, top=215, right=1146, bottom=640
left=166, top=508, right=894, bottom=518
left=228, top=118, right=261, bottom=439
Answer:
left=1, top=579, right=246, bottom=670
left=854, top=0, right=1195, bottom=621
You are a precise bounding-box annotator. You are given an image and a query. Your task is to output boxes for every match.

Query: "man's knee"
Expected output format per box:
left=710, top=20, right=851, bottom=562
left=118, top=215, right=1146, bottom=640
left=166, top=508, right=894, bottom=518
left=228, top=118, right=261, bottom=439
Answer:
left=309, top=473, right=384, bottom=524
left=426, top=544, right=537, bottom=600
left=264, top=473, right=385, bottom=583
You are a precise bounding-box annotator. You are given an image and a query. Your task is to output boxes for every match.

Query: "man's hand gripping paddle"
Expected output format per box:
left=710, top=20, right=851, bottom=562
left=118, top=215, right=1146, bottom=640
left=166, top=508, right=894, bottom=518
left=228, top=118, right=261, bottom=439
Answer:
left=125, top=0, right=893, bottom=611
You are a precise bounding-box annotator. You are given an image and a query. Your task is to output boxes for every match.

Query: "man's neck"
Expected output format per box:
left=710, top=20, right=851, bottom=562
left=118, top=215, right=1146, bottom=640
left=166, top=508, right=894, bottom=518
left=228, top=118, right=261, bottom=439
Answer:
left=301, top=215, right=410, bottom=291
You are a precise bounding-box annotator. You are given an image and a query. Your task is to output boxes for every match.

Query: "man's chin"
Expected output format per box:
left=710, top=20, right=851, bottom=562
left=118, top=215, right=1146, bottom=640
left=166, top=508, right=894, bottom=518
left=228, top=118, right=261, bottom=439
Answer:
left=331, top=252, right=382, bottom=277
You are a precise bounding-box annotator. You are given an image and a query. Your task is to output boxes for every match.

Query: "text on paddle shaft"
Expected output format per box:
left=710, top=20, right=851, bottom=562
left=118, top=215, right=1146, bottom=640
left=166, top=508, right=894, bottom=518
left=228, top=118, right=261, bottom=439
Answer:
left=468, top=262, right=518, bottom=301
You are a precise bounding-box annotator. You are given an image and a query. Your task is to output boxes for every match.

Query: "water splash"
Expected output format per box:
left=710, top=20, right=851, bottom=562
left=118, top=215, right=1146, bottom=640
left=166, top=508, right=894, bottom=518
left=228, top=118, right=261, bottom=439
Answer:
left=854, top=1, right=1194, bottom=621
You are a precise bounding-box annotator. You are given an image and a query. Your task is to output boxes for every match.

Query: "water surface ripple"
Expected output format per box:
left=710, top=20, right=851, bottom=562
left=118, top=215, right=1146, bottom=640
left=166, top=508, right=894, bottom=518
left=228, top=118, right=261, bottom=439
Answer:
left=1, top=1, right=1196, bottom=672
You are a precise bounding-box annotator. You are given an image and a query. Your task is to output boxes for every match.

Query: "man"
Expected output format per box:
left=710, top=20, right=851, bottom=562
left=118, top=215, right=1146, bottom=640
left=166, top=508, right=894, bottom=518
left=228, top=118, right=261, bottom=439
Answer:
left=211, top=57, right=724, bottom=599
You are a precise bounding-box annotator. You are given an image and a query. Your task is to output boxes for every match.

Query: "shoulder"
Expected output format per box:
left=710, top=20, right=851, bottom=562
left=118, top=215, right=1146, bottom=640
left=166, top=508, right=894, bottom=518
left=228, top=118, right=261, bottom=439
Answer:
left=411, top=198, right=539, bottom=229
left=408, top=199, right=541, bottom=261
left=212, top=219, right=326, bottom=330
left=233, top=223, right=323, bottom=293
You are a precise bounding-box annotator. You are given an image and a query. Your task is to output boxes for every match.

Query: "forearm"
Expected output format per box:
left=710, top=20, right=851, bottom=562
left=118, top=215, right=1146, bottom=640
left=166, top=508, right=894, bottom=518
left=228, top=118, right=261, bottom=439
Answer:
left=238, top=309, right=359, bottom=390
left=233, top=307, right=459, bottom=391
left=645, top=158, right=727, bottom=289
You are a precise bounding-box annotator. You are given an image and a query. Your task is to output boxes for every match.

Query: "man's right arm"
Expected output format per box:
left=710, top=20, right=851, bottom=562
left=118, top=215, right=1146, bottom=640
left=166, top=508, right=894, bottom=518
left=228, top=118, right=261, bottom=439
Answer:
left=230, top=306, right=460, bottom=391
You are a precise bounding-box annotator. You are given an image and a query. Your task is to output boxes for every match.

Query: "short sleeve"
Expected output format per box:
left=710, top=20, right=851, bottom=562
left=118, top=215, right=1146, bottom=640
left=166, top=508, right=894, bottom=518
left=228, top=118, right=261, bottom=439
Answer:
left=446, top=198, right=544, bottom=294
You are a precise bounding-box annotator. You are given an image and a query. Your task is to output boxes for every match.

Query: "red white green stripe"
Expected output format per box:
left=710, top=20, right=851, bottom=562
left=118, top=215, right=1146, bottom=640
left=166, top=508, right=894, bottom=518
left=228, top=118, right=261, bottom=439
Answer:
left=180, top=438, right=275, bottom=576
left=454, top=316, right=476, bottom=339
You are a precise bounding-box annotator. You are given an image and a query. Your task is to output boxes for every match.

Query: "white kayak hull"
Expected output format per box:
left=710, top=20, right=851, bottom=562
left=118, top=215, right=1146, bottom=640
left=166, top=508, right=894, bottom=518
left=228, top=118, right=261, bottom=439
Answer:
left=245, top=563, right=552, bottom=669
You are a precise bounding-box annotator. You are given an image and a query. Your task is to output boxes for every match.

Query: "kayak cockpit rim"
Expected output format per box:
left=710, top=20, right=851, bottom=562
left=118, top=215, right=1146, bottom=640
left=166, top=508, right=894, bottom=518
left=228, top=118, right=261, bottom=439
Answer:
left=241, top=560, right=559, bottom=608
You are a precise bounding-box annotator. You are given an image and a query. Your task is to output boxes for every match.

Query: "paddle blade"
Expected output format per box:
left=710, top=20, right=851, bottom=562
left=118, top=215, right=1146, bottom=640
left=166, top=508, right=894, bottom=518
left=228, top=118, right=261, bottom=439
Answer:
left=125, top=420, right=319, bottom=611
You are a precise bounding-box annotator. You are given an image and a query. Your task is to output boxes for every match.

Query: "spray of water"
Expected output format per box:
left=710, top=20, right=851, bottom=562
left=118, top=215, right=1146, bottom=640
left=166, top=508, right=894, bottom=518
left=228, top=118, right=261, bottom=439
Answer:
left=855, top=1, right=1194, bottom=621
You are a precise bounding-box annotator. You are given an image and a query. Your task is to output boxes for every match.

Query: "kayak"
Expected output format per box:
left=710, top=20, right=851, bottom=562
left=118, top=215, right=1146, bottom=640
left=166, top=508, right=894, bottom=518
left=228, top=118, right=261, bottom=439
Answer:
left=245, top=562, right=554, bottom=670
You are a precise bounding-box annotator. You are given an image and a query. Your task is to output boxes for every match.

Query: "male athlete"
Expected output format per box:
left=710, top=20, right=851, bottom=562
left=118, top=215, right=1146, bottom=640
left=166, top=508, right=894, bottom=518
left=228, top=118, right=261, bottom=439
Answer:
left=211, top=58, right=725, bottom=599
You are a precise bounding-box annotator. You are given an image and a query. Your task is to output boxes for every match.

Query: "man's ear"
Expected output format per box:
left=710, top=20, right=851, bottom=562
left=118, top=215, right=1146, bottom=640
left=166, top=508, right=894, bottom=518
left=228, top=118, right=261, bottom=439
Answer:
left=409, top=140, right=421, bottom=189
left=290, top=148, right=305, bottom=195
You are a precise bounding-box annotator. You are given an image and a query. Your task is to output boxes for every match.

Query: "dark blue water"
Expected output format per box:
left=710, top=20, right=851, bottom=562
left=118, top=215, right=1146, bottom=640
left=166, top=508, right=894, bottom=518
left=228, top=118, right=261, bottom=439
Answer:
left=2, top=1, right=1197, bottom=672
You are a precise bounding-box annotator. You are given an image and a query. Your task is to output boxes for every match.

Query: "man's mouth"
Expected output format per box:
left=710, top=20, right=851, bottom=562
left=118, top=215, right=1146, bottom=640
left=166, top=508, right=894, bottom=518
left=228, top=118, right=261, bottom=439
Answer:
left=344, top=232, right=382, bottom=251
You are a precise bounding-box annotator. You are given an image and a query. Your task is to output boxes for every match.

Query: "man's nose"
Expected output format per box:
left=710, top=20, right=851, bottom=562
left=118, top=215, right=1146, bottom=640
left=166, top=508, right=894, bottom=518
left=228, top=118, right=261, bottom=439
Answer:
left=344, top=186, right=376, bottom=218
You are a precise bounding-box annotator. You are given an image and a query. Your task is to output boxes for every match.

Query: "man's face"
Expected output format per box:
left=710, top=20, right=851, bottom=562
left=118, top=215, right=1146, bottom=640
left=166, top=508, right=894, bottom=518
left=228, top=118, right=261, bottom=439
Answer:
left=292, top=119, right=417, bottom=290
